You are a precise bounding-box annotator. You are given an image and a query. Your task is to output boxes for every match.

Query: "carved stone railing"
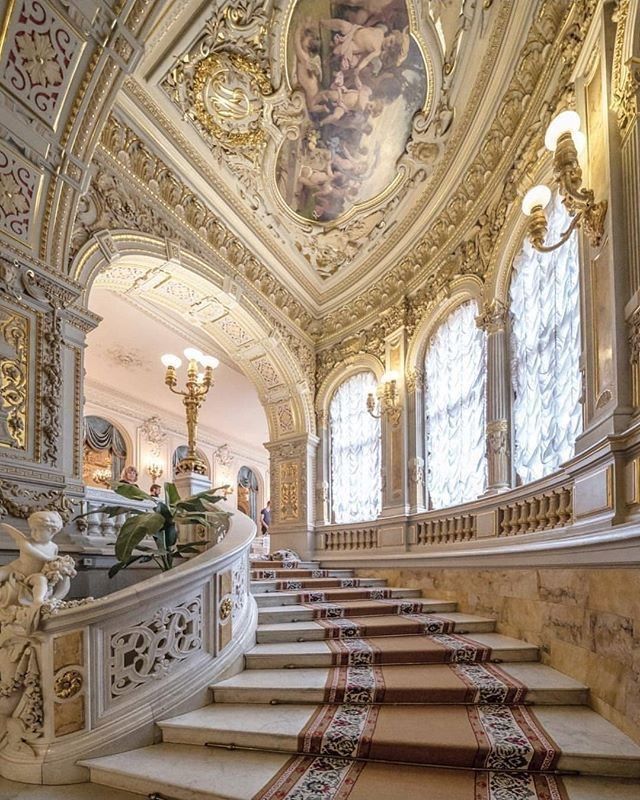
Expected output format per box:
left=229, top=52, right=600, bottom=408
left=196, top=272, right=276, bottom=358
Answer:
left=321, top=525, right=379, bottom=552
left=497, top=485, right=573, bottom=536
left=316, top=469, right=579, bottom=555
left=0, top=511, right=256, bottom=785
left=68, top=487, right=156, bottom=550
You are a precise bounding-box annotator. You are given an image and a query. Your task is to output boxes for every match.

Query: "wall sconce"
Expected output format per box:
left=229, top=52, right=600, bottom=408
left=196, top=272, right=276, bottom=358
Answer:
left=147, top=461, right=164, bottom=482
left=366, top=372, right=401, bottom=427
left=522, top=110, right=607, bottom=252
left=92, top=467, right=112, bottom=488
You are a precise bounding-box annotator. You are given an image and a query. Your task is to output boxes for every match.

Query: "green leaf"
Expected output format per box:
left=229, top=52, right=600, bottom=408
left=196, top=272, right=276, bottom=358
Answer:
left=115, top=483, right=152, bottom=501
left=115, top=511, right=166, bottom=562
left=164, top=482, right=181, bottom=507
left=164, top=522, right=178, bottom=549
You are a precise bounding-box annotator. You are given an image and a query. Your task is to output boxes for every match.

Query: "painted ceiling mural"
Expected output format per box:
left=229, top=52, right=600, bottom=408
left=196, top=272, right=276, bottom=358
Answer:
left=278, top=0, right=428, bottom=223
left=87, top=0, right=507, bottom=292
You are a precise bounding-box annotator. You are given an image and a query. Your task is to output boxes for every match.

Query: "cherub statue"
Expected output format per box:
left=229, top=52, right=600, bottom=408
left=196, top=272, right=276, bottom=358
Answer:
left=0, top=511, right=75, bottom=609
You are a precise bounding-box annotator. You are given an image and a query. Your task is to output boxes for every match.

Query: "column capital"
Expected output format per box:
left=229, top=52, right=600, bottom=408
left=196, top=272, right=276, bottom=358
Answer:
left=476, top=298, right=508, bottom=334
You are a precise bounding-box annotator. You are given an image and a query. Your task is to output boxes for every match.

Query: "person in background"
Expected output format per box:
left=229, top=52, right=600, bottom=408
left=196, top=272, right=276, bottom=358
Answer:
left=260, top=500, right=271, bottom=535
left=120, top=465, right=139, bottom=486
left=149, top=484, right=162, bottom=499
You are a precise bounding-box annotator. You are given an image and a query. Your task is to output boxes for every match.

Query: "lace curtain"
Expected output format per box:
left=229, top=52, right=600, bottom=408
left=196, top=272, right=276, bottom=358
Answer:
left=425, top=300, right=487, bottom=508
left=330, top=371, right=382, bottom=523
left=510, top=193, right=582, bottom=484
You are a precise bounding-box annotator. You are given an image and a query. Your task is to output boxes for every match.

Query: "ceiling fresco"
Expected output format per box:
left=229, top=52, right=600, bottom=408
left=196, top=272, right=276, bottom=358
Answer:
left=277, top=0, right=428, bottom=223
left=83, top=0, right=532, bottom=306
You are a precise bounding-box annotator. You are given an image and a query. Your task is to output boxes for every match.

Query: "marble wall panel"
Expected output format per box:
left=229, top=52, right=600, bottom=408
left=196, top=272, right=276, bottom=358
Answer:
left=360, top=566, right=640, bottom=744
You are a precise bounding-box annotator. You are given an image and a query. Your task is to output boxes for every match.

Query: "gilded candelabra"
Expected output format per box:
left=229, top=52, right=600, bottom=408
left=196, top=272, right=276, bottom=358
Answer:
left=161, top=348, right=219, bottom=475
left=522, top=111, right=608, bottom=252
left=366, top=372, right=401, bottom=427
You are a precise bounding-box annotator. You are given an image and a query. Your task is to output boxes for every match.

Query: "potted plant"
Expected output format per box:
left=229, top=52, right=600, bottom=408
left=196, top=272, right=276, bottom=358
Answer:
left=76, top=482, right=232, bottom=577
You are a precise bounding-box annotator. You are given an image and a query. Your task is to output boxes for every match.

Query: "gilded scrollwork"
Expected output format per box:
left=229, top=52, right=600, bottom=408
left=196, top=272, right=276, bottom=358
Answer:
left=0, top=480, right=75, bottom=521
left=279, top=462, right=299, bottom=520
left=0, top=311, right=28, bottom=450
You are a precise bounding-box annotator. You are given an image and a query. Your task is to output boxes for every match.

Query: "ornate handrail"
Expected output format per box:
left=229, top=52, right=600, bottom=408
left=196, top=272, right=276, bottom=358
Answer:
left=0, top=510, right=256, bottom=785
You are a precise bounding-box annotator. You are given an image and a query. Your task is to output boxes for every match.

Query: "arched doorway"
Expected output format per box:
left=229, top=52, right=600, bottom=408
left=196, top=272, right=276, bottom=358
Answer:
left=237, top=466, right=259, bottom=524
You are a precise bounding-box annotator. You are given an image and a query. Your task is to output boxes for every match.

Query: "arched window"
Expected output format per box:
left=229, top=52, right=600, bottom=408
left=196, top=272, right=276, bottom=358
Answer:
left=510, top=193, right=582, bottom=484
left=425, top=300, right=487, bottom=508
left=83, top=415, right=127, bottom=488
left=330, top=371, right=381, bottom=523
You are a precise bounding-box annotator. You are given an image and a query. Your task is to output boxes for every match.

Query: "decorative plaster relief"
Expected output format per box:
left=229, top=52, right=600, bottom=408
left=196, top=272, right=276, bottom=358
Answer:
left=251, top=355, right=283, bottom=389
left=109, top=597, right=203, bottom=698
left=0, top=143, right=38, bottom=243
left=1, top=0, right=83, bottom=128
left=0, top=309, right=28, bottom=449
left=279, top=461, right=299, bottom=520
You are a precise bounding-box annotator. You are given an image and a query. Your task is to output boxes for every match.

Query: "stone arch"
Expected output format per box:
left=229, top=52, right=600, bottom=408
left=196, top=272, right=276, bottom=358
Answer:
left=316, top=353, right=385, bottom=422
left=406, top=275, right=484, bottom=375
left=70, top=231, right=315, bottom=443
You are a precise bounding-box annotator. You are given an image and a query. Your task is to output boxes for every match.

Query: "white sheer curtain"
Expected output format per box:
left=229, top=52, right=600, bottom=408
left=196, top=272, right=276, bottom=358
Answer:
left=425, top=300, right=487, bottom=508
left=510, top=193, right=582, bottom=484
left=330, top=371, right=382, bottom=523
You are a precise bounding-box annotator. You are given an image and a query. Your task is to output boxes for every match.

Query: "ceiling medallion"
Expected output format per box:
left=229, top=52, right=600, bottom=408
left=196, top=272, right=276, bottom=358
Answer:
left=191, top=53, right=272, bottom=151
left=276, top=0, right=431, bottom=225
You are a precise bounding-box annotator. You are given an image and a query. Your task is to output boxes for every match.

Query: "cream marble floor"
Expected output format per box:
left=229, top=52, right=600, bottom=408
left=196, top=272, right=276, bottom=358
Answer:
left=0, top=777, right=139, bottom=799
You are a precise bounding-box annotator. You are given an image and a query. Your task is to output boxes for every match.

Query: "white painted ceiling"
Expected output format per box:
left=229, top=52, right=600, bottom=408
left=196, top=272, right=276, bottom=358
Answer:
left=85, top=288, right=269, bottom=451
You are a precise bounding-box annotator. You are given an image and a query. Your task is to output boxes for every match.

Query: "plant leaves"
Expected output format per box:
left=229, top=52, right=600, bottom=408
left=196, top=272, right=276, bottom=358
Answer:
left=164, top=482, right=181, bottom=507
left=115, top=511, right=166, bottom=562
left=115, top=482, right=152, bottom=501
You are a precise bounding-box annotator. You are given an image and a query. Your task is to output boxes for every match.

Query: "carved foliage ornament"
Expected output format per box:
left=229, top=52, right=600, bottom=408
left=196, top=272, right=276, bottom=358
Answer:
left=0, top=310, right=28, bottom=449
left=109, top=597, right=203, bottom=698
left=0, top=479, right=75, bottom=521
left=279, top=462, right=299, bottom=520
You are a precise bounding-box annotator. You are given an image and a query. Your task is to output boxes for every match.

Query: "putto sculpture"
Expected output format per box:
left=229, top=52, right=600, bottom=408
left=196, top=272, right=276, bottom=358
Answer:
left=0, top=510, right=77, bottom=756
left=0, top=510, right=76, bottom=609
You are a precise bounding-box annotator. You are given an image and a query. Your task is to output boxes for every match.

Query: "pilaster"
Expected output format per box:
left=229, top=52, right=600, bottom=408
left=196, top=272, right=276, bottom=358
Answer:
left=265, top=433, right=319, bottom=559
left=477, top=299, right=511, bottom=493
left=0, top=249, right=97, bottom=537
left=405, top=367, right=426, bottom=513
left=575, top=7, right=634, bottom=449
left=380, top=327, right=409, bottom=517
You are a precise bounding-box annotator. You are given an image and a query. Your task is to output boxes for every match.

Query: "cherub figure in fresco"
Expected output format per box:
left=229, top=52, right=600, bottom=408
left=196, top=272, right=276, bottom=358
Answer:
left=309, top=72, right=383, bottom=125
left=293, top=21, right=323, bottom=104
left=321, top=18, right=410, bottom=74
left=0, top=511, right=75, bottom=608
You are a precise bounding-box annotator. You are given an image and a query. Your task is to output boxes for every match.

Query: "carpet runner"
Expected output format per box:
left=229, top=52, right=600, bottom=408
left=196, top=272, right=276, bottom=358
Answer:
left=317, top=613, right=455, bottom=639
left=253, top=757, right=569, bottom=800
left=324, top=662, right=527, bottom=704
left=271, top=579, right=370, bottom=591
left=327, top=633, right=493, bottom=666
left=252, top=569, right=334, bottom=579
left=304, top=599, right=442, bottom=618
left=296, top=703, right=559, bottom=770
left=297, top=589, right=396, bottom=603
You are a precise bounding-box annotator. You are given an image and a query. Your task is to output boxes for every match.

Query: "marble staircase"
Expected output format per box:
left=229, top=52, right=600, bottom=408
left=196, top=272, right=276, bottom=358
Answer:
left=82, top=559, right=640, bottom=799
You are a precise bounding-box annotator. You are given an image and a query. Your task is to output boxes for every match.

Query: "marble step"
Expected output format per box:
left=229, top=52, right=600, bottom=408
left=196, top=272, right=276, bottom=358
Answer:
left=210, top=662, right=589, bottom=706
left=255, top=612, right=496, bottom=643
left=244, top=633, right=540, bottom=669
left=250, top=560, right=320, bottom=570
left=251, top=577, right=387, bottom=593
left=158, top=704, right=640, bottom=778
left=253, top=587, right=423, bottom=607
left=250, top=568, right=355, bottom=579
left=257, top=597, right=458, bottom=624
left=83, top=743, right=640, bottom=800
